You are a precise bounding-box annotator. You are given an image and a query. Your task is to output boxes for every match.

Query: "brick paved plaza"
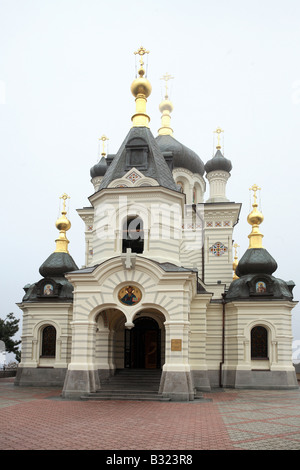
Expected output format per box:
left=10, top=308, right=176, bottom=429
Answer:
left=1, top=377, right=300, bottom=451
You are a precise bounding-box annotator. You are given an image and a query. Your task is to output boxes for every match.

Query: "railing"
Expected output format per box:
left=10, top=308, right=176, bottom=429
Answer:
left=0, top=365, right=18, bottom=378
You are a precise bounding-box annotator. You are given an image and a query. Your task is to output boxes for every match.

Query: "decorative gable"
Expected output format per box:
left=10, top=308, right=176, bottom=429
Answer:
left=108, top=167, right=159, bottom=188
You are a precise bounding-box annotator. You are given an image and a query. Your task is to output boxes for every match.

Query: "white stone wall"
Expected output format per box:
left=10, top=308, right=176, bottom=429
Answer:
left=189, top=294, right=213, bottom=372
left=77, top=207, right=94, bottom=267
left=81, top=170, right=240, bottom=298
left=89, top=185, right=185, bottom=267
left=188, top=297, right=296, bottom=388
left=223, top=301, right=296, bottom=373
left=203, top=203, right=241, bottom=290
left=17, top=303, right=73, bottom=369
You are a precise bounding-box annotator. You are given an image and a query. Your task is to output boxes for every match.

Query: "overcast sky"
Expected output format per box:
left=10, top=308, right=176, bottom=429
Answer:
left=1, top=0, right=300, bottom=357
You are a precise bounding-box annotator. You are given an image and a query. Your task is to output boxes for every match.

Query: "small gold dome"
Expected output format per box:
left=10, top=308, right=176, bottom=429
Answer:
left=55, top=214, right=71, bottom=232
left=247, top=206, right=264, bottom=226
left=130, top=77, right=152, bottom=98
left=159, top=99, right=174, bottom=113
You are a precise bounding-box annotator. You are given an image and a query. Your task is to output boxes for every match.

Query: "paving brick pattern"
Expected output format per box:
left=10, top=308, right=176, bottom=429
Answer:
left=1, top=378, right=300, bottom=450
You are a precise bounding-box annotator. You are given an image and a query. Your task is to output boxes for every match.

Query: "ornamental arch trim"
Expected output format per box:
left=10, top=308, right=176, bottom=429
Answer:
left=243, top=319, right=277, bottom=341
left=32, top=319, right=61, bottom=341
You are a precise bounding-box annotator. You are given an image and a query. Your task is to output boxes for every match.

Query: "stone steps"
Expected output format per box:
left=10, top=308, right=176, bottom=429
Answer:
left=81, top=369, right=166, bottom=401
left=80, top=369, right=206, bottom=402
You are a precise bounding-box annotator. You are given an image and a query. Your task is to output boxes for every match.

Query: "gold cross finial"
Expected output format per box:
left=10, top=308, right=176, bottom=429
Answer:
left=160, top=72, right=174, bottom=98
left=247, top=184, right=264, bottom=248
left=134, top=46, right=149, bottom=63
left=99, top=134, right=109, bottom=157
left=59, top=193, right=70, bottom=213
left=249, top=184, right=261, bottom=206
left=134, top=46, right=149, bottom=76
left=214, top=127, right=224, bottom=150
left=232, top=242, right=240, bottom=280
left=55, top=194, right=71, bottom=253
left=233, top=243, right=240, bottom=257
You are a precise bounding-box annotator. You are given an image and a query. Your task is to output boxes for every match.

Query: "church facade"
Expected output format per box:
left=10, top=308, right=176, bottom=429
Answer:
left=15, top=48, right=298, bottom=400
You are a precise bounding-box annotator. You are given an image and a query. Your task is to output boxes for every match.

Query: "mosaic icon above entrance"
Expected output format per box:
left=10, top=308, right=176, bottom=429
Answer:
left=118, top=285, right=142, bottom=306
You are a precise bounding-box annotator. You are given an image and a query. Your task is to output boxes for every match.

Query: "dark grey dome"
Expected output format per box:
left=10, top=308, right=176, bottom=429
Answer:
left=21, top=252, right=79, bottom=303
left=235, top=248, right=277, bottom=278
left=156, top=134, right=205, bottom=176
left=204, top=149, right=232, bottom=174
left=90, top=156, right=107, bottom=178
left=39, top=252, right=79, bottom=278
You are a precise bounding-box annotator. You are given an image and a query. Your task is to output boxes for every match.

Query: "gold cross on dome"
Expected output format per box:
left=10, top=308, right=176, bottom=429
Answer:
left=134, top=46, right=150, bottom=67
left=59, top=193, right=70, bottom=213
left=249, top=184, right=261, bottom=205
left=98, top=134, right=109, bottom=157
left=160, top=72, right=174, bottom=98
left=214, top=127, right=224, bottom=149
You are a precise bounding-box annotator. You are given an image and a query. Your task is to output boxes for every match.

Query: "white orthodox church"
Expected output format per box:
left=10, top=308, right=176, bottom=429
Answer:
left=15, top=48, right=298, bottom=401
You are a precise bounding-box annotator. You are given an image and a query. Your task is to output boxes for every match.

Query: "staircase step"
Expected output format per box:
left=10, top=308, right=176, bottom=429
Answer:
left=81, top=394, right=171, bottom=402
left=93, top=387, right=162, bottom=395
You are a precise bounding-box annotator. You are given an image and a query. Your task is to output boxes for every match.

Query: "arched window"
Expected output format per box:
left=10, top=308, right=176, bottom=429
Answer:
left=41, top=325, right=56, bottom=357
left=122, top=216, right=144, bottom=254
left=251, top=326, right=268, bottom=359
left=177, top=181, right=184, bottom=193
left=193, top=186, right=196, bottom=204
left=193, top=182, right=202, bottom=204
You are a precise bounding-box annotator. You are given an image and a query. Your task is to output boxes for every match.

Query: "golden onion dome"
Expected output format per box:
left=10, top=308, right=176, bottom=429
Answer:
left=247, top=206, right=264, bottom=227
left=130, top=76, right=152, bottom=98
left=159, top=99, right=174, bottom=114
left=55, top=213, right=71, bottom=232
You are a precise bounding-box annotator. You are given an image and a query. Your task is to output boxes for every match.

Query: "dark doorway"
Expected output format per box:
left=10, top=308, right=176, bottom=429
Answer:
left=124, top=317, right=161, bottom=369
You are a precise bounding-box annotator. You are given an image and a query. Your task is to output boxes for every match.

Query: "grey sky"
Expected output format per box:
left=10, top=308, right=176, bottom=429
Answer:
left=1, top=0, right=299, bottom=352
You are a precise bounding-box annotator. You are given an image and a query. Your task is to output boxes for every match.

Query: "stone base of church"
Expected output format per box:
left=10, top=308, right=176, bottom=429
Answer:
left=221, top=369, right=299, bottom=389
left=97, top=368, right=114, bottom=383
left=61, top=369, right=100, bottom=398
left=191, top=370, right=212, bottom=392
left=159, top=370, right=194, bottom=401
left=14, top=367, right=66, bottom=387
left=13, top=366, right=299, bottom=395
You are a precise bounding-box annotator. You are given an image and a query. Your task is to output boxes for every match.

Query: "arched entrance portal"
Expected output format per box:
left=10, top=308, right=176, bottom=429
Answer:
left=125, top=317, right=161, bottom=369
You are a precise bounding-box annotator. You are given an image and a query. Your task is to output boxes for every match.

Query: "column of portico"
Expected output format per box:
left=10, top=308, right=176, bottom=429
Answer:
left=189, top=295, right=212, bottom=392
left=95, top=328, right=112, bottom=382
left=159, top=320, right=194, bottom=401
left=62, top=320, right=100, bottom=398
left=108, top=329, right=116, bottom=373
